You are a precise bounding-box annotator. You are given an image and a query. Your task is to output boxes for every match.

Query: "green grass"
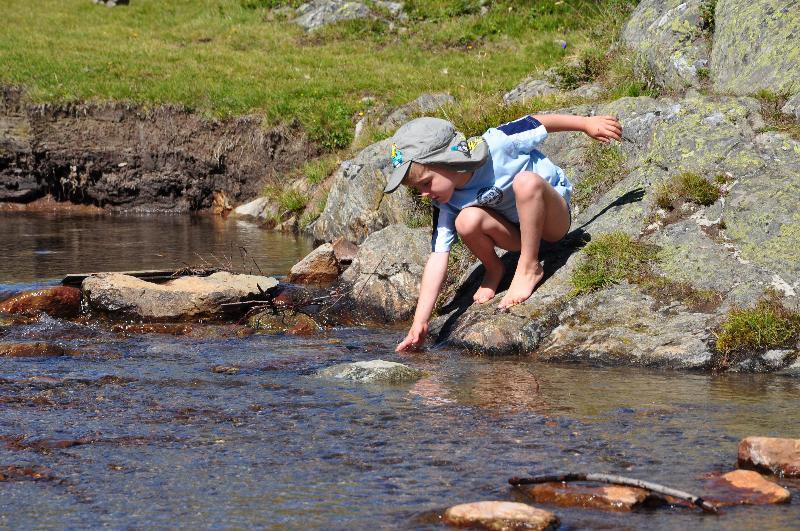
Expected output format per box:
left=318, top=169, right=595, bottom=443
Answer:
left=571, top=232, right=659, bottom=295
left=295, top=153, right=341, bottom=185
left=699, top=0, right=717, bottom=35
left=0, top=0, right=635, bottom=150
left=653, top=172, right=721, bottom=210
left=572, top=141, right=627, bottom=211
left=715, top=293, right=800, bottom=363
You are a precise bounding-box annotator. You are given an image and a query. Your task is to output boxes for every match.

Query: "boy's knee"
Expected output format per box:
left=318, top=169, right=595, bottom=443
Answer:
left=513, top=172, right=545, bottom=197
left=455, top=207, right=484, bottom=235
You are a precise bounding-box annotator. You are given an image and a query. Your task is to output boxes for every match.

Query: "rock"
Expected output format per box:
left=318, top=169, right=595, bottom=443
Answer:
left=0, top=286, right=82, bottom=318
left=519, top=482, right=654, bottom=511
left=381, top=93, right=456, bottom=131
left=738, top=437, right=800, bottom=477
left=712, top=0, right=800, bottom=95
left=0, top=341, right=75, bottom=358
left=331, top=237, right=358, bottom=265
left=703, top=470, right=792, bottom=505
left=340, top=224, right=429, bottom=321
left=622, top=0, right=710, bottom=91
left=293, top=1, right=373, bottom=31
left=248, top=309, right=322, bottom=335
left=315, top=359, right=424, bottom=383
left=570, top=83, right=605, bottom=99
left=503, top=78, right=559, bottom=105
left=287, top=243, right=340, bottom=284
left=443, top=501, right=558, bottom=530
left=82, top=272, right=279, bottom=320
left=93, top=0, right=129, bottom=6
left=537, top=282, right=714, bottom=369
left=233, top=197, right=277, bottom=221
left=311, top=139, right=415, bottom=244
left=782, top=93, right=800, bottom=122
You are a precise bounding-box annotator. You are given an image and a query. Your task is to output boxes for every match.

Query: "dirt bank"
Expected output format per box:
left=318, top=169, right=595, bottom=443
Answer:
left=0, top=86, right=316, bottom=212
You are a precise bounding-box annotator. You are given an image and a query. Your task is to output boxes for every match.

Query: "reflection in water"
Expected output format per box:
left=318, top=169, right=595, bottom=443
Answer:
left=0, top=212, right=313, bottom=283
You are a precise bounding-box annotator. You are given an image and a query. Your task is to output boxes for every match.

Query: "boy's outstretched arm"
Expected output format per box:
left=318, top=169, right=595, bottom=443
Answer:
left=396, top=251, right=449, bottom=352
left=532, top=114, right=622, bottom=142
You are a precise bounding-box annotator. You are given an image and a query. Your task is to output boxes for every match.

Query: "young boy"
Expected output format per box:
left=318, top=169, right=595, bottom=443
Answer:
left=385, top=113, right=622, bottom=352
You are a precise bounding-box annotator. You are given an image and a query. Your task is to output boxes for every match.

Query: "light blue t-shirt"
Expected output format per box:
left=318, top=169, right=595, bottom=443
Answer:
left=430, top=115, right=572, bottom=253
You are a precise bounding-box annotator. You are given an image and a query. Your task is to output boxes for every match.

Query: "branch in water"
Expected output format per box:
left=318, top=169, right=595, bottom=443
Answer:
left=508, top=473, right=719, bottom=514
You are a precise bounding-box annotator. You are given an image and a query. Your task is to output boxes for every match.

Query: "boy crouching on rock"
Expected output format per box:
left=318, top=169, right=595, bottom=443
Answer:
left=386, top=113, right=621, bottom=352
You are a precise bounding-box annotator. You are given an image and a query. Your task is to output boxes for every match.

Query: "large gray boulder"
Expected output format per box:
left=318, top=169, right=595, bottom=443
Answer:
left=381, top=93, right=456, bottom=131
left=293, top=0, right=404, bottom=31
left=340, top=224, right=429, bottom=321
left=311, top=138, right=415, bottom=244
left=622, top=0, right=710, bottom=91
left=82, top=272, right=278, bottom=320
left=711, top=0, right=800, bottom=95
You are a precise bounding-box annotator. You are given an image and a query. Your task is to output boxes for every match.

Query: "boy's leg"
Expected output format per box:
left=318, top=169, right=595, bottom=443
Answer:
left=454, top=207, right=521, bottom=303
left=498, top=171, right=570, bottom=309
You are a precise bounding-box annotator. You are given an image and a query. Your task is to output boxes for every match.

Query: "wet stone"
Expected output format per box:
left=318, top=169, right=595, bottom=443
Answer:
left=738, top=437, right=800, bottom=477
left=315, top=360, right=424, bottom=383
left=0, top=341, right=75, bottom=358
left=518, top=482, right=654, bottom=511
left=0, top=465, right=58, bottom=483
left=0, top=286, right=82, bottom=318
left=286, top=243, right=340, bottom=284
left=703, top=470, right=791, bottom=505
left=212, top=365, right=240, bottom=375
left=111, top=323, right=193, bottom=335
left=443, top=501, right=558, bottom=530
left=248, top=310, right=322, bottom=335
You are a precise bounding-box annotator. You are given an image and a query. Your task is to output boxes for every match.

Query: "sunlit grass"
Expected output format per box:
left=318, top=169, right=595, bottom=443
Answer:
left=0, top=0, right=634, bottom=149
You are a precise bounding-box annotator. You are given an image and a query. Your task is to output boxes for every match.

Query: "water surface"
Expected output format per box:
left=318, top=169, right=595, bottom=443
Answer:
left=1, top=212, right=799, bottom=529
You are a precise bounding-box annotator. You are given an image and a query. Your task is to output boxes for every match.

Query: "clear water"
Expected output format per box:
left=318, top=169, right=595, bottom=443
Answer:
left=1, top=212, right=799, bottom=529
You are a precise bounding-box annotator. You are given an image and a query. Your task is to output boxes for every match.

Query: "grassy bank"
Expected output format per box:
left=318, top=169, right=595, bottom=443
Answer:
left=0, top=0, right=635, bottom=149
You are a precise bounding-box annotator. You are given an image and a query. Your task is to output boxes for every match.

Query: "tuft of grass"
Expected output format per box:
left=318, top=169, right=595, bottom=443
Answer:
left=299, top=192, right=328, bottom=230
left=755, top=90, right=800, bottom=141
left=638, top=274, right=723, bottom=312
left=572, top=141, right=627, bottom=212
left=570, top=232, right=659, bottom=295
left=699, top=0, right=717, bottom=35
left=715, top=293, right=800, bottom=362
left=406, top=191, right=433, bottom=229
left=297, top=153, right=340, bottom=185
left=653, top=172, right=721, bottom=210
left=549, top=48, right=606, bottom=90
left=265, top=185, right=307, bottom=215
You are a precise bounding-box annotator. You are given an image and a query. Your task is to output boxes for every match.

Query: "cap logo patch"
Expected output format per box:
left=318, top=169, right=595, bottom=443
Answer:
left=391, top=144, right=404, bottom=168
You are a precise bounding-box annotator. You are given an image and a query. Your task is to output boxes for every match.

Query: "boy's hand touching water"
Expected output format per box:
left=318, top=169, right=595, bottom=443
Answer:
left=395, top=320, right=428, bottom=352
left=583, top=115, right=622, bottom=143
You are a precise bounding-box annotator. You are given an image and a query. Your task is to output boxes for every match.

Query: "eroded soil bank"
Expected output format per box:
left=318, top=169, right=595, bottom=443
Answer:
left=0, top=87, right=315, bottom=212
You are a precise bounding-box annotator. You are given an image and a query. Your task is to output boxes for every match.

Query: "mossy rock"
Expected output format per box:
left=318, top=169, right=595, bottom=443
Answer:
left=315, top=360, right=425, bottom=383
left=712, top=0, right=800, bottom=95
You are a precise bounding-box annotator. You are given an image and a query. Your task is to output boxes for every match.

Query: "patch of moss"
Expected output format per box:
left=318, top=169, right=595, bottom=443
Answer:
left=570, top=232, right=659, bottom=295
left=572, top=141, right=627, bottom=211
left=715, top=293, right=800, bottom=366
left=653, top=172, right=721, bottom=210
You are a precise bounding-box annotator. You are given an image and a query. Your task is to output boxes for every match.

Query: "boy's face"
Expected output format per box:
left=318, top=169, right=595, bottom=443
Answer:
left=405, top=163, right=462, bottom=203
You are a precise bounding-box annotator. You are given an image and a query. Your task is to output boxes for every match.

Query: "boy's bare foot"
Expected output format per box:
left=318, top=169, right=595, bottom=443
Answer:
left=473, top=265, right=504, bottom=304
left=497, top=261, right=544, bottom=309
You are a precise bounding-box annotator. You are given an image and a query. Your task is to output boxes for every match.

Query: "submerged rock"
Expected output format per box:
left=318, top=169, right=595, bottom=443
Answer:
left=443, top=501, right=558, bottom=530
left=0, top=341, right=76, bottom=358
left=519, top=482, right=655, bottom=512
left=287, top=243, right=340, bottom=284
left=315, top=360, right=424, bottom=383
left=703, top=470, right=791, bottom=505
left=0, top=286, right=82, bottom=318
left=738, top=437, right=800, bottom=477
left=82, top=272, right=278, bottom=320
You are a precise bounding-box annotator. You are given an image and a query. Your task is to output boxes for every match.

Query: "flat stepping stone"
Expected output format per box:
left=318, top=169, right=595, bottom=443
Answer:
left=738, top=437, right=800, bottom=477
left=703, top=470, right=791, bottom=506
left=443, top=501, right=558, bottom=530
left=519, top=482, right=653, bottom=511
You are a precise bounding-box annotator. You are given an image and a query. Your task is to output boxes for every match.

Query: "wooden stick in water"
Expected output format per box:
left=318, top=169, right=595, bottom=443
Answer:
left=508, top=473, right=719, bottom=514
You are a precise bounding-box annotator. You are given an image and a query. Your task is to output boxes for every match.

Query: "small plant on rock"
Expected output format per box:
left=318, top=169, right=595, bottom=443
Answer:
left=572, top=141, right=627, bottom=212
left=715, top=293, right=800, bottom=368
left=653, top=172, right=721, bottom=210
left=570, top=232, right=658, bottom=295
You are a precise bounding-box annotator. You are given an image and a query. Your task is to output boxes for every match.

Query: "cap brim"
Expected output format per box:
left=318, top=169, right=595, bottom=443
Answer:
left=384, top=160, right=411, bottom=193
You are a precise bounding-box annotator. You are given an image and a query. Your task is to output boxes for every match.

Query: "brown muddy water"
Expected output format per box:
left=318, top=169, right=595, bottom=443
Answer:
left=1, top=212, right=800, bottom=529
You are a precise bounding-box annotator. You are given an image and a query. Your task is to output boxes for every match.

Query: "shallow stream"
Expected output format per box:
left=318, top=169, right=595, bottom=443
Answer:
left=1, top=212, right=799, bottom=529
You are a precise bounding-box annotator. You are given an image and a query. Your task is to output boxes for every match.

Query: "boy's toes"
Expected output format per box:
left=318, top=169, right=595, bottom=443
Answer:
left=473, top=287, right=496, bottom=304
